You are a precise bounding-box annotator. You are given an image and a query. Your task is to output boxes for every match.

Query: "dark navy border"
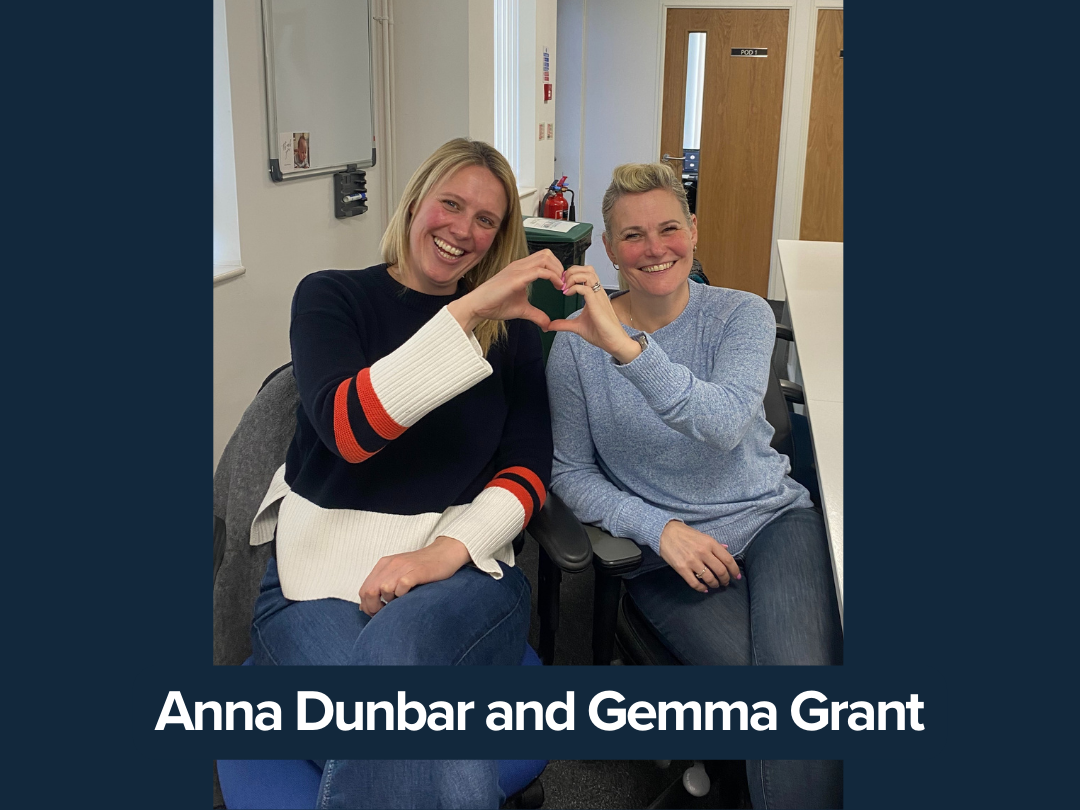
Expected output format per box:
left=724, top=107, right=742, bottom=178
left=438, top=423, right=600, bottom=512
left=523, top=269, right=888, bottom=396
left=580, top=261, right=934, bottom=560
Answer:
left=12, top=2, right=1064, bottom=808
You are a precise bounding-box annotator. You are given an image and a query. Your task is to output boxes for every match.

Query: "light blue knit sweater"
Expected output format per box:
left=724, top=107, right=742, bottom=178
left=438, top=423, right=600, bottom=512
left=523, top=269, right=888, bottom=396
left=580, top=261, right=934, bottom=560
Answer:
left=546, top=281, right=811, bottom=564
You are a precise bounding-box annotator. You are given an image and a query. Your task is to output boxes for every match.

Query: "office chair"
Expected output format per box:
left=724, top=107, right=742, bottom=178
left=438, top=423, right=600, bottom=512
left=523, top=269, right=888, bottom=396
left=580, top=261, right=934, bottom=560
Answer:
left=773, top=324, right=820, bottom=507
left=646, top=760, right=751, bottom=809
left=212, top=364, right=588, bottom=808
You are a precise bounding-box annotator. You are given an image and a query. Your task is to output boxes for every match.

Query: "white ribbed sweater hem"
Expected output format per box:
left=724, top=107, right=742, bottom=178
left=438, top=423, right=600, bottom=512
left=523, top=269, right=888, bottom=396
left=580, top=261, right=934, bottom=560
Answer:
left=252, top=482, right=521, bottom=603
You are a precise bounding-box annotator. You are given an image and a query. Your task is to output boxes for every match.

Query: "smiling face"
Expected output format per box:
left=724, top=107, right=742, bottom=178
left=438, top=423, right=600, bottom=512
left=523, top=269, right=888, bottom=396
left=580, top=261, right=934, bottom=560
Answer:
left=404, top=164, right=509, bottom=295
left=603, top=188, right=698, bottom=300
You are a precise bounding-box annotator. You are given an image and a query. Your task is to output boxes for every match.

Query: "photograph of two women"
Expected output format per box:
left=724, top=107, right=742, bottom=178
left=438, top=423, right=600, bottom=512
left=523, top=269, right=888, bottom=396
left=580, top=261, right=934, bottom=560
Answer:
left=213, top=1, right=845, bottom=808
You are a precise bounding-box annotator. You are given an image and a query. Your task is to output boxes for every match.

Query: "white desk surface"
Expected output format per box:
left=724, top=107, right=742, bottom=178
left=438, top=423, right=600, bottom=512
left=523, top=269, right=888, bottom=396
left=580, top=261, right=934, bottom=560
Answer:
left=776, top=240, right=843, bottom=405
left=776, top=239, right=844, bottom=624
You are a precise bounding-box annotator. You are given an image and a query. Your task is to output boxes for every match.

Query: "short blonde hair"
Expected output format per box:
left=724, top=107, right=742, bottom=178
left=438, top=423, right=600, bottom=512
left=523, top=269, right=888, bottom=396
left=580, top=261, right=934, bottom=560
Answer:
left=601, top=163, right=693, bottom=290
left=381, top=138, right=527, bottom=355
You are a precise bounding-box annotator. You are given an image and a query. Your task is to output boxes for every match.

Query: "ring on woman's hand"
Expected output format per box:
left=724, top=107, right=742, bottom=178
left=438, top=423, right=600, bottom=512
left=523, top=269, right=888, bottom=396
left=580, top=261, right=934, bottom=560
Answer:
left=591, top=281, right=603, bottom=292
left=695, top=568, right=707, bottom=580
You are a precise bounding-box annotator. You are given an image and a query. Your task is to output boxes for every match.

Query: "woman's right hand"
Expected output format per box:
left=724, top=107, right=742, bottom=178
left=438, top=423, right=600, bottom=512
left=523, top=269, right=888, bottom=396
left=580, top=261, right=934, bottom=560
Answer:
left=658, top=520, right=741, bottom=592
left=546, top=264, right=642, bottom=363
left=447, top=249, right=566, bottom=332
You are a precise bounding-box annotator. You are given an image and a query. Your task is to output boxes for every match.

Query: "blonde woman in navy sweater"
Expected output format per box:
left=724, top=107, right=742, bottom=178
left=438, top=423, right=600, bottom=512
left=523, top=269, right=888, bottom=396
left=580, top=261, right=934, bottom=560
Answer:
left=248, top=139, right=564, bottom=809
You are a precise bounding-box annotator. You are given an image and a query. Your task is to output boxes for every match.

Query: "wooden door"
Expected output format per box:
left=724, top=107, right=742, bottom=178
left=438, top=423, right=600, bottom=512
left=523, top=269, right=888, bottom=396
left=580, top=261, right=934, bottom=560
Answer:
left=800, top=9, right=843, bottom=241
left=661, top=8, right=790, bottom=298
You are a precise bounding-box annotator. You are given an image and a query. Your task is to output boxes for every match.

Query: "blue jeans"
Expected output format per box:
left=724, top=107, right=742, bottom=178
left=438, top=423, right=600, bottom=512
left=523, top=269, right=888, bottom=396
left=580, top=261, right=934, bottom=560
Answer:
left=625, top=508, right=843, bottom=808
left=252, top=557, right=530, bottom=808
left=310, top=759, right=503, bottom=810
left=746, top=759, right=843, bottom=810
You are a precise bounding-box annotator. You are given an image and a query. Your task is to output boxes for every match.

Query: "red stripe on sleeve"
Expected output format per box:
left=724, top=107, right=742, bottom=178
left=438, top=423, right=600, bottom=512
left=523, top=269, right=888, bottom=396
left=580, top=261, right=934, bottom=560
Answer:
left=333, top=378, right=376, bottom=463
left=496, top=466, right=547, bottom=509
left=356, top=367, right=407, bottom=440
left=484, top=478, right=535, bottom=525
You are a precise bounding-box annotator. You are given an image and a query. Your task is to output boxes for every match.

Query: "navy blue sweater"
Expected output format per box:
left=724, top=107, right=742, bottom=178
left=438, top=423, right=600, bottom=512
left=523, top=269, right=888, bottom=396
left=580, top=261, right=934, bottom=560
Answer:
left=250, top=265, right=552, bottom=602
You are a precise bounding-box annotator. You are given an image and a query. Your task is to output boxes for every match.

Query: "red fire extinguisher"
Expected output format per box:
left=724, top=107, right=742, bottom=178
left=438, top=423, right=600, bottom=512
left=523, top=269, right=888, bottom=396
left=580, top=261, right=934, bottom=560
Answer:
left=541, top=176, right=576, bottom=221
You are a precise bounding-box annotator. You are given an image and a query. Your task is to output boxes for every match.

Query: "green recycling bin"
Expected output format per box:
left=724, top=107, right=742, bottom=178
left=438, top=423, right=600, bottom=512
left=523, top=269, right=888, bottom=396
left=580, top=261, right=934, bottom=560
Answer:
left=523, top=218, right=594, bottom=360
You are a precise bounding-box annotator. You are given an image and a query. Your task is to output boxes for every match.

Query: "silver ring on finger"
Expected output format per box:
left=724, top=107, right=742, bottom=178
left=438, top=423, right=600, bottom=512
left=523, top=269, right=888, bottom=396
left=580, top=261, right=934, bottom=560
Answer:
left=591, top=281, right=603, bottom=292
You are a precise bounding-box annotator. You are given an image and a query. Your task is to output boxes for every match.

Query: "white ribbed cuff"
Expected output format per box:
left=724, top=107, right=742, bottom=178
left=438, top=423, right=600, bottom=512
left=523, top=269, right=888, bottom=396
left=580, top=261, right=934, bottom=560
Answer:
left=370, top=306, right=492, bottom=427
left=436, top=487, right=526, bottom=578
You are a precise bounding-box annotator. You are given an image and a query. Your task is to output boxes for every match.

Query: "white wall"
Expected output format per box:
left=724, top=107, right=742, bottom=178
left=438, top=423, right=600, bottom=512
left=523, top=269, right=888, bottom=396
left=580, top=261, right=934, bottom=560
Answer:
left=553, top=0, right=584, bottom=219
left=555, top=0, right=662, bottom=286
left=518, top=0, right=558, bottom=202
left=213, top=0, right=241, bottom=271
left=213, top=0, right=389, bottom=467
left=392, top=0, right=555, bottom=203
left=554, top=0, right=835, bottom=292
left=391, top=0, right=472, bottom=200
left=469, top=0, right=496, bottom=145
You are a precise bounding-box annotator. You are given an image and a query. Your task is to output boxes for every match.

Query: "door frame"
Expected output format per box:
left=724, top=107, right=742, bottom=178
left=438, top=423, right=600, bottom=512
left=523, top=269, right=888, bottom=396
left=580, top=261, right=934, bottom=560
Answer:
left=652, top=0, right=843, bottom=299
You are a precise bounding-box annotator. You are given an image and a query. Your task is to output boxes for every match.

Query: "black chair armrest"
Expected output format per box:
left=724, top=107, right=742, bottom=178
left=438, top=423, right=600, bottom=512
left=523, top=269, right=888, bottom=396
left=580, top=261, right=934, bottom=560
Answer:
left=586, top=526, right=642, bottom=664
left=779, top=379, right=804, bottom=405
left=526, top=492, right=593, bottom=573
left=775, top=323, right=794, bottom=343
left=586, top=526, right=643, bottom=576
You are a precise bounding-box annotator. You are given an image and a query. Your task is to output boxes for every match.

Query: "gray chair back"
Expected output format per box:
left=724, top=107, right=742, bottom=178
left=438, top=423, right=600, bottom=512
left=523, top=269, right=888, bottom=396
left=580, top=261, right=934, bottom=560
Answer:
left=212, top=366, right=298, bottom=665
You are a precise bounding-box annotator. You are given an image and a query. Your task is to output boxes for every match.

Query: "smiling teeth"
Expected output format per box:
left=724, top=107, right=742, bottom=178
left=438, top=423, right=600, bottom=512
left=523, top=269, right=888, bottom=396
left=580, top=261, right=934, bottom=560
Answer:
left=640, top=261, right=674, bottom=273
left=434, top=237, right=464, bottom=256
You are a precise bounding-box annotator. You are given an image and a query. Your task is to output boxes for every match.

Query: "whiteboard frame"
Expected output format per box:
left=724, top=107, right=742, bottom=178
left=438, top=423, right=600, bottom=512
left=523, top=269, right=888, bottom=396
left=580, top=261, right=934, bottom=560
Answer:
left=261, top=0, right=377, bottom=182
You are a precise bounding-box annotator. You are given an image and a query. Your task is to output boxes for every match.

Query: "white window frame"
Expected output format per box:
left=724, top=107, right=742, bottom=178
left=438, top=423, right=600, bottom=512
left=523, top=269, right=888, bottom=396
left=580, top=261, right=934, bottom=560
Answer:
left=213, top=0, right=244, bottom=282
left=493, top=0, right=521, bottom=179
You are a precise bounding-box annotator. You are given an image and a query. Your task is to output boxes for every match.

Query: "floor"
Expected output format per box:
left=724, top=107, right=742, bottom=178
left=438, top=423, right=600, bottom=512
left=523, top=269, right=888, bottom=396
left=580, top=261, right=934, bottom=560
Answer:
left=535, top=760, right=751, bottom=809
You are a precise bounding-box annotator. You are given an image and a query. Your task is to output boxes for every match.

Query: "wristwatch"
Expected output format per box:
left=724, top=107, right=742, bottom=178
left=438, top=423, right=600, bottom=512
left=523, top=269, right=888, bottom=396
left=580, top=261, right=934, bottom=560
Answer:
left=614, top=332, right=648, bottom=365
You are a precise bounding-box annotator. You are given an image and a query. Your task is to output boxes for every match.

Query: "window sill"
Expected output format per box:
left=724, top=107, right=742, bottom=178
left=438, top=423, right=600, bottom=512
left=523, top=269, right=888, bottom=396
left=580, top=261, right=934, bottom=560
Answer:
left=518, top=186, right=537, bottom=200
left=213, top=265, right=246, bottom=286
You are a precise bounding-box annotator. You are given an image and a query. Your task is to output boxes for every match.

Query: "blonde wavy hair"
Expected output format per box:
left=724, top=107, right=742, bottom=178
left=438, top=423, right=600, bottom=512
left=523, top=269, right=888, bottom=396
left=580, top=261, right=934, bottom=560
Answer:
left=381, top=138, right=527, bottom=355
left=601, top=162, right=693, bottom=290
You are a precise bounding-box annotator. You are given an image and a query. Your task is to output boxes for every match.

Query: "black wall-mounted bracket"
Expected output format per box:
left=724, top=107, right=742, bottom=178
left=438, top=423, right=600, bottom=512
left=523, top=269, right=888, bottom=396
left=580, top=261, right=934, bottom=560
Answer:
left=334, top=167, right=368, bottom=219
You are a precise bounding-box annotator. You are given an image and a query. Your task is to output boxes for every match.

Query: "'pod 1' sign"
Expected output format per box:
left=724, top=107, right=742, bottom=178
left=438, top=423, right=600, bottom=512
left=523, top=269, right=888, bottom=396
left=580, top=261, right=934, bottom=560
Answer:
left=731, top=47, right=768, bottom=57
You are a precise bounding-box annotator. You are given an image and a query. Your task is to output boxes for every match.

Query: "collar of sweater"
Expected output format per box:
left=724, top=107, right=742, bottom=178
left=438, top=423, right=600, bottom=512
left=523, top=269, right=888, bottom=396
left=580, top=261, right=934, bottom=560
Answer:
left=621, top=279, right=701, bottom=335
left=372, top=263, right=470, bottom=315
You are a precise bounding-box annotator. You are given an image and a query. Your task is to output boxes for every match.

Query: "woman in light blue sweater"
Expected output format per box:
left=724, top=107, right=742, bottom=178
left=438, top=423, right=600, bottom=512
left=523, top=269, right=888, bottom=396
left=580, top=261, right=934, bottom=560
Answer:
left=546, top=162, right=842, bottom=808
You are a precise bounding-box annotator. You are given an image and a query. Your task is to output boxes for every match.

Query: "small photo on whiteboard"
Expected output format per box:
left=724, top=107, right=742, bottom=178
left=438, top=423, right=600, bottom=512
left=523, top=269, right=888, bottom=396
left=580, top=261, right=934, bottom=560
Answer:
left=293, top=132, right=310, bottom=169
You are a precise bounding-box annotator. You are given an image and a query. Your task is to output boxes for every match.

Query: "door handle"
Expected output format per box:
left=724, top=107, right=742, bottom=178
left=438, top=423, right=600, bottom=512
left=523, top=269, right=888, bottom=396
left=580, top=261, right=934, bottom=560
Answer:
left=662, top=153, right=686, bottom=161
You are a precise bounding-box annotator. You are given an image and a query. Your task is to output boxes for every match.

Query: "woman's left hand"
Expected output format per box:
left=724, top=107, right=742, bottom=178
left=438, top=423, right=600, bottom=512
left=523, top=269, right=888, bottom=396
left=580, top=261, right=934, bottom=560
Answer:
left=358, top=535, right=472, bottom=617
left=447, top=249, right=566, bottom=333
left=546, top=266, right=643, bottom=363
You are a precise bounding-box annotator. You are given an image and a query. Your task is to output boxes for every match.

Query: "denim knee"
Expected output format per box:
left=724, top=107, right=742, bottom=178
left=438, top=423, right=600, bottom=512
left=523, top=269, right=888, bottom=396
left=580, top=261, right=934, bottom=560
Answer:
left=351, top=565, right=530, bottom=666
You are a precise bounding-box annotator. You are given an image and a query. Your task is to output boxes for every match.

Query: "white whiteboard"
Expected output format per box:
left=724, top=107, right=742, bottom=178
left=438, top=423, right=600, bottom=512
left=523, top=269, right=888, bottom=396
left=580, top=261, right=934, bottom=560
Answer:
left=261, top=0, right=376, bottom=181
